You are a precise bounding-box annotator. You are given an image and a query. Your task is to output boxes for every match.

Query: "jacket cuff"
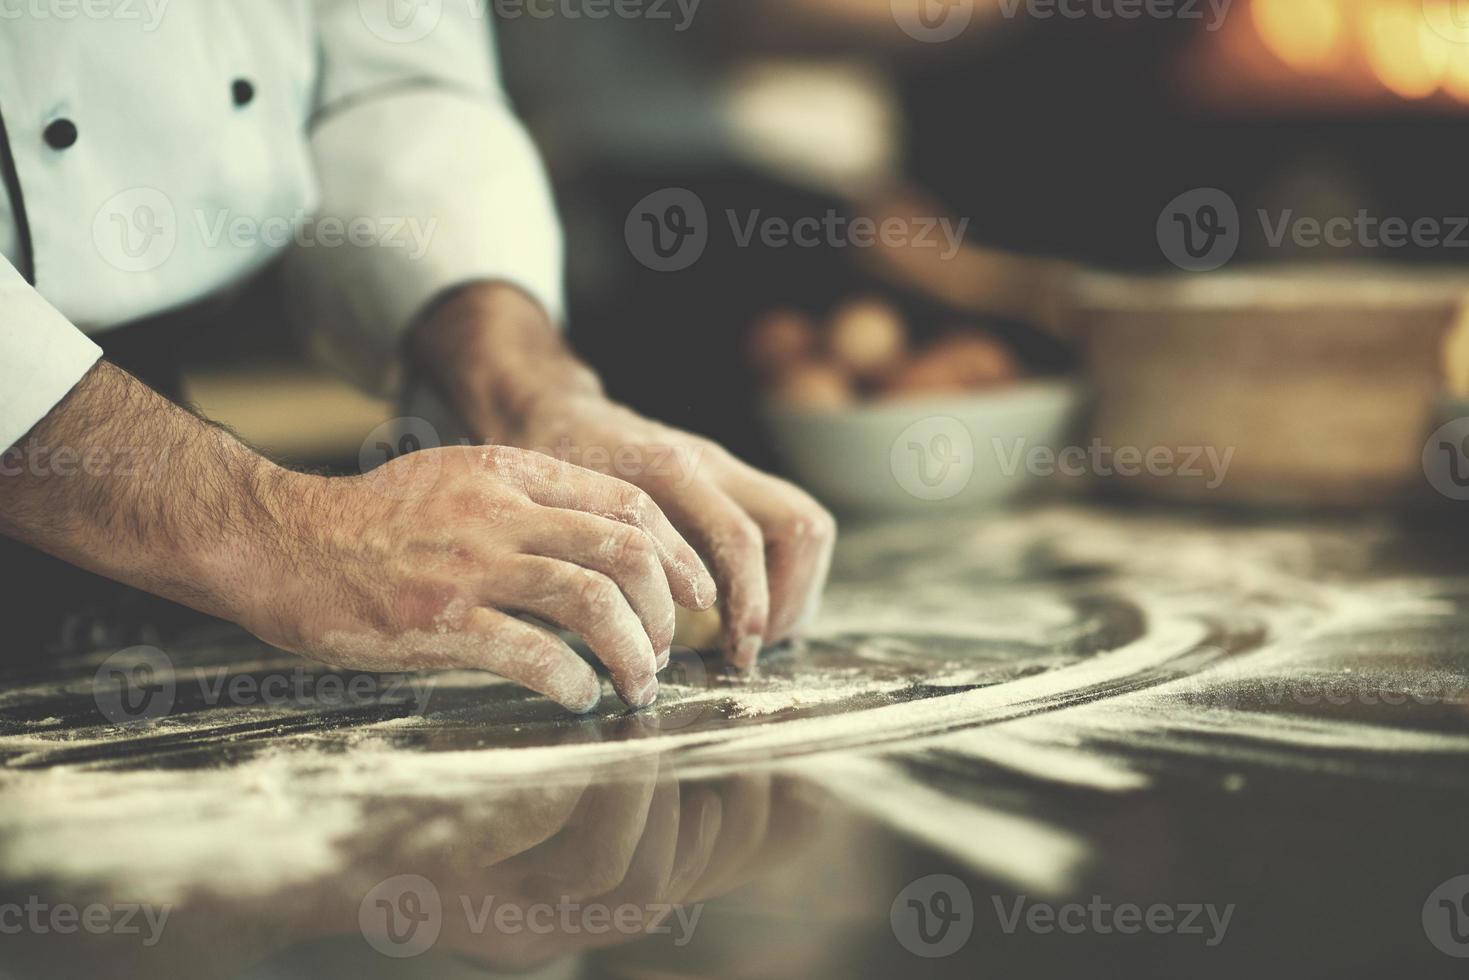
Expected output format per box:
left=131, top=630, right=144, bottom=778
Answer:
left=0, top=262, right=102, bottom=452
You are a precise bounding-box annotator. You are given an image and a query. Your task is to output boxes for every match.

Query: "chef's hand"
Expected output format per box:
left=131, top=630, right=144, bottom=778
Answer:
left=240, top=445, right=716, bottom=712
left=0, top=362, right=715, bottom=712
left=508, top=397, right=837, bottom=668
left=412, top=282, right=838, bottom=670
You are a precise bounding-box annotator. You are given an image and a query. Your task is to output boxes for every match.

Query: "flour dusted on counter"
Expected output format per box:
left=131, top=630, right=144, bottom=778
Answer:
left=3, top=506, right=1467, bottom=906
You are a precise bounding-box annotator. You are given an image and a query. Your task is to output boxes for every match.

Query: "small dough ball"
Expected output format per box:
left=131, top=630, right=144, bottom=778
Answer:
left=772, top=360, right=856, bottom=410
left=828, top=298, right=908, bottom=380
left=929, top=332, right=1020, bottom=387
left=1445, top=302, right=1469, bottom=397
left=880, top=354, right=972, bottom=401
left=674, top=605, right=723, bottom=652
left=748, top=308, right=818, bottom=377
left=879, top=333, right=1018, bottom=401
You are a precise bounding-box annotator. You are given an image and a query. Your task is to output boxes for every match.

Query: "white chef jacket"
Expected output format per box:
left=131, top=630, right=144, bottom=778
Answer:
left=0, top=0, right=564, bottom=452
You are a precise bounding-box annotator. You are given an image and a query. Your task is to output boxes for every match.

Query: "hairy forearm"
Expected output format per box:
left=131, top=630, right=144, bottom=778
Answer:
left=409, top=281, right=603, bottom=443
left=0, top=362, right=295, bottom=620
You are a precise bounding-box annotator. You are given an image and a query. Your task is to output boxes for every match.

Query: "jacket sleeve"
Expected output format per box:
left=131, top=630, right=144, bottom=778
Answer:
left=0, top=256, right=102, bottom=453
left=286, top=0, right=565, bottom=397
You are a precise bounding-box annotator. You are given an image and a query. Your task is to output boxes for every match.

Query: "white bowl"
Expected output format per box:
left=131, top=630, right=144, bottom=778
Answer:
left=762, top=380, right=1085, bottom=516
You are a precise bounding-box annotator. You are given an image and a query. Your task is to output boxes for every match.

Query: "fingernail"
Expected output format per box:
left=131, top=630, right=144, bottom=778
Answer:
left=737, top=635, right=762, bottom=668
left=656, top=648, right=671, bottom=670
left=630, top=677, right=659, bottom=709
left=566, top=685, right=601, bottom=715
left=694, top=568, right=718, bottom=609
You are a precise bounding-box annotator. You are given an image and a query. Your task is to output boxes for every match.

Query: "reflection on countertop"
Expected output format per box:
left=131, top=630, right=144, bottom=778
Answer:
left=5, top=504, right=1469, bottom=978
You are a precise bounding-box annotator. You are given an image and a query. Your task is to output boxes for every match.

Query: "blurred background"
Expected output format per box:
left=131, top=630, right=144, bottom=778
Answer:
left=182, top=0, right=1469, bottom=509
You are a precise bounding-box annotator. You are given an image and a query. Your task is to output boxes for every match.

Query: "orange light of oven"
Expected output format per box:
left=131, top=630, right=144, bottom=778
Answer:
left=1252, top=0, right=1346, bottom=72
left=1362, top=1, right=1446, bottom=99
left=1442, top=43, right=1469, bottom=99
left=1427, top=0, right=1469, bottom=100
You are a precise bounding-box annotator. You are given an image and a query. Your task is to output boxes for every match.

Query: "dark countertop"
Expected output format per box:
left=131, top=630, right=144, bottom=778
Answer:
left=3, top=504, right=1469, bottom=979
